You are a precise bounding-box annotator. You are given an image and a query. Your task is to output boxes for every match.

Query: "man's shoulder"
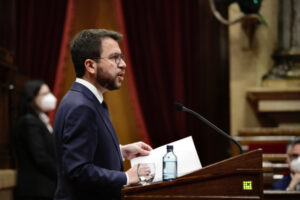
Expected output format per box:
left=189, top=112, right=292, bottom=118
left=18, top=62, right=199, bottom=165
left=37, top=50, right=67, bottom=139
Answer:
left=62, top=86, right=91, bottom=102
left=54, top=88, right=97, bottom=129
left=63, top=82, right=96, bottom=103
left=57, top=85, right=99, bottom=115
left=272, top=174, right=291, bottom=190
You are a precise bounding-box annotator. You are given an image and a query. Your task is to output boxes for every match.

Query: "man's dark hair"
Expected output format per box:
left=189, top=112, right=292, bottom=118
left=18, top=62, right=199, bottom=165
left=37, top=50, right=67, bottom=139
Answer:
left=286, top=137, right=300, bottom=153
left=70, top=29, right=123, bottom=78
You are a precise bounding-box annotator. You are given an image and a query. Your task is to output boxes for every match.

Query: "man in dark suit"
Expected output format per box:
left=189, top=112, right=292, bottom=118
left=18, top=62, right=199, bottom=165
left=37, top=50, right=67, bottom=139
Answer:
left=53, top=29, right=152, bottom=200
left=272, top=138, right=300, bottom=191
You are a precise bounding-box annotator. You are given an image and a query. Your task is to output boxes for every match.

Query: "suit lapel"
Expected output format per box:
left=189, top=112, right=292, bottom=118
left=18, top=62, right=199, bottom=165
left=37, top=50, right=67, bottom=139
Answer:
left=94, top=100, right=121, bottom=152
left=70, top=82, right=123, bottom=167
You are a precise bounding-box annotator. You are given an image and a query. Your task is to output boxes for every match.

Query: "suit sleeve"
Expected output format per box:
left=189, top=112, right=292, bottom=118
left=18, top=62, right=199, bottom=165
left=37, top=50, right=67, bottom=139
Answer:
left=62, top=105, right=127, bottom=188
left=22, top=118, right=57, bottom=181
left=272, top=175, right=290, bottom=190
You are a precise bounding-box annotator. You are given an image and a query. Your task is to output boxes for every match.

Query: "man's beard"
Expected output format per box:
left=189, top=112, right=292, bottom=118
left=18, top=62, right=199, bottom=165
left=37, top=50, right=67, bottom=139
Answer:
left=96, top=65, right=122, bottom=91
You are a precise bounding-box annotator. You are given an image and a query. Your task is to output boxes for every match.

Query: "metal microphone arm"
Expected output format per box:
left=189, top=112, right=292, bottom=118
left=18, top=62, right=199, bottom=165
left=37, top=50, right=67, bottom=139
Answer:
left=175, top=102, right=243, bottom=154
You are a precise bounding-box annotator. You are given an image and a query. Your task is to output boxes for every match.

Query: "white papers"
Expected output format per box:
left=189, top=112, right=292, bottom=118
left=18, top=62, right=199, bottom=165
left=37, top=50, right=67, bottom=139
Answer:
left=130, top=136, right=202, bottom=182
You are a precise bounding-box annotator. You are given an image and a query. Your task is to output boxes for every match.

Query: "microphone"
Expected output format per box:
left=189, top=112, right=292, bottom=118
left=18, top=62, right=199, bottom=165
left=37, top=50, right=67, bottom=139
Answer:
left=174, top=102, right=243, bottom=154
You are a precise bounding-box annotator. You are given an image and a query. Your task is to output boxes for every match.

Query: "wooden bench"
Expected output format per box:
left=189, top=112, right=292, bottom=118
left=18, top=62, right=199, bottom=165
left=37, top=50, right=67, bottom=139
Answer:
left=0, top=169, right=16, bottom=200
left=262, top=154, right=288, bottom=189
left=233, top=127, right=300, bottom=189
left=246, top=87, right=300, bottom=126
left=235, top=127, right=300, bottom=153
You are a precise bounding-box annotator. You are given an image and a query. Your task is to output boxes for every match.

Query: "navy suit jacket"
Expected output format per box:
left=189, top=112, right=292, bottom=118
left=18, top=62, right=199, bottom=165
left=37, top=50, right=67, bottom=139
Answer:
left=54, top=82, right=126, bottom=200
left=272, top=174, right=291, bottom=190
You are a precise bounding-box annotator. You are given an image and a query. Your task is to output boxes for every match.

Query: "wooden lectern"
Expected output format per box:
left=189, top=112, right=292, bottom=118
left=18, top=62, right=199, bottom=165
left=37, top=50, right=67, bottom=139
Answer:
left=122, top=149, right=263, bottom=199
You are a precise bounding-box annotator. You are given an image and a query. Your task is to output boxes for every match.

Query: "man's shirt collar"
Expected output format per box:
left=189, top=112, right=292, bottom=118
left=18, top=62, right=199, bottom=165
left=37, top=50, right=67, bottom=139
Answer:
left=75, top=78, right=104, bottom=104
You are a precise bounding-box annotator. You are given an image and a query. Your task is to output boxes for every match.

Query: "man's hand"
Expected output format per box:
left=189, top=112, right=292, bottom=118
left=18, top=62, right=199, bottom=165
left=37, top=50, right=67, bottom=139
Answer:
left=121, top=141, right=152, bottom=160
left=126, top=165, right=139, bottom=185
left=287, top=173, right=300, bottom=191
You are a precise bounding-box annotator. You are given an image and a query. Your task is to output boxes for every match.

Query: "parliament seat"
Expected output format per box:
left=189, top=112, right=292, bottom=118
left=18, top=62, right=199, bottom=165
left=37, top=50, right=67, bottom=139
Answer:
left=233, top=127, right=300, bottom=189
left=234, top=127, right=300, bottom=153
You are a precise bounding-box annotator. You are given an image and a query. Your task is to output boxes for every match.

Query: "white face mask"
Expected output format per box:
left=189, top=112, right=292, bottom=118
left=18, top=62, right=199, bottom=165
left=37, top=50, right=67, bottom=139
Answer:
left=291, top=157, right=300, bottom=173
left=40, top=93, right=57, bottom=112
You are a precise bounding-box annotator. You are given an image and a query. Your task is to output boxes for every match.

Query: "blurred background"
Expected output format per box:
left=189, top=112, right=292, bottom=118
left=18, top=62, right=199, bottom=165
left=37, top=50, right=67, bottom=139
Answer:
left=1, top=0, right=300, bottom=198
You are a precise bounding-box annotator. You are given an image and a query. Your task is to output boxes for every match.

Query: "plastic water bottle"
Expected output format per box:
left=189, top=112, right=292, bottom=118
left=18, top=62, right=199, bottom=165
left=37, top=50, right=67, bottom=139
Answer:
left=162, top=145, right=177, bottom=181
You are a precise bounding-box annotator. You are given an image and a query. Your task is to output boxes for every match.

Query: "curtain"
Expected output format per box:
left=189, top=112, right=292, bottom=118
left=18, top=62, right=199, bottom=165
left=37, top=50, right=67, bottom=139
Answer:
left=121, top=0, right=230, bottom=165
left=0, top=0, right=17, bottom=52
left=16, top=0, right=69, bottom=89
left=49, top=0, right=74, bottom=124
left=114, top=0, right=151, bottom=145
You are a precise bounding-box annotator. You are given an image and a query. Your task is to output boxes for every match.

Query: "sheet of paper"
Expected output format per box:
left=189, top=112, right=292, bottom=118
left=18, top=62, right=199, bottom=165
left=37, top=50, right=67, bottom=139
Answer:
left=130, top=136, right=202, bottom=182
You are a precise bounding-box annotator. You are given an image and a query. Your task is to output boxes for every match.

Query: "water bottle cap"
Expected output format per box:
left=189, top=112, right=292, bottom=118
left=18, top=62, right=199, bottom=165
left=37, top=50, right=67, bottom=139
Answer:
left=167, top=145, right=173, bottom=150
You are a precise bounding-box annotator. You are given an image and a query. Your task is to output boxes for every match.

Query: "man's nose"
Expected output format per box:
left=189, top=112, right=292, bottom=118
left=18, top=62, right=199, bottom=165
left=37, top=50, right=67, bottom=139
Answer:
left=118, top=59, right=126, bottom=68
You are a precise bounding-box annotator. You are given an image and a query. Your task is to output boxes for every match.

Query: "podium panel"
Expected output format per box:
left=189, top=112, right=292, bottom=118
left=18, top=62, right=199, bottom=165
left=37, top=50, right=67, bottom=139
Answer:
left=264, top=190, right=300, bottom=200
left=122, top=150, right=263, bottom=199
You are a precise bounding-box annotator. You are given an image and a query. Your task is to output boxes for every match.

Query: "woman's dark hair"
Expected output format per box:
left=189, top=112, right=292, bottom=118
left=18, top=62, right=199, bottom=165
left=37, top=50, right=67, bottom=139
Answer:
left=18, top=80, right=45, bottom=117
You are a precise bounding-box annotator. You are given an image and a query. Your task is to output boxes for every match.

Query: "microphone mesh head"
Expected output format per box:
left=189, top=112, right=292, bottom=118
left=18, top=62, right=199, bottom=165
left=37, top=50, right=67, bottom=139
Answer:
left=174, top=102, right=183, bottom=111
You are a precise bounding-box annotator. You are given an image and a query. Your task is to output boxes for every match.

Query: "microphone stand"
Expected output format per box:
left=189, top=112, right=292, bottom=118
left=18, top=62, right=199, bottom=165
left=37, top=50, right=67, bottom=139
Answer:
left=175, top=102, right=243, bottom=154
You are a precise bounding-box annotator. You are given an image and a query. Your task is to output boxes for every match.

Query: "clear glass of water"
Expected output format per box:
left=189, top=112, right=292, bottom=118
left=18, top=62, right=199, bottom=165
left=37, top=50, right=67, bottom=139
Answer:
left=137, top=163, right=155, bottom=185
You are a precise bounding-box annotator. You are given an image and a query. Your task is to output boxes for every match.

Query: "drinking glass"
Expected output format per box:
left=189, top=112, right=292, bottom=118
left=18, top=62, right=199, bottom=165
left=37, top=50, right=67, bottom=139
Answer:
left=137, top=163, right=155, bottom=185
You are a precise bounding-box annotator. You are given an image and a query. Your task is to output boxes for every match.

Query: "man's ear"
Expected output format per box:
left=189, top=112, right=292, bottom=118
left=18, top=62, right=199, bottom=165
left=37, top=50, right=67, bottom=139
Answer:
left=84, top=59, right=97, bottom=75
